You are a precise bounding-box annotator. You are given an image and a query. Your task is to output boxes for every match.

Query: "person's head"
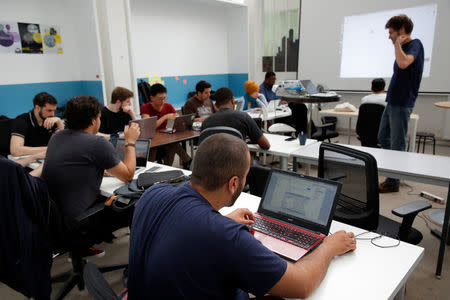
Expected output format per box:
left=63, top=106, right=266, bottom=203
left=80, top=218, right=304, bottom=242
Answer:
left=214, top=87, right=234, bottom=108
left=264, top=71, right=276, bottom=88
left=33, top=92, right=58, bottom=120
left=244, top=81, right=259, bottom=98
left=371, top=78, right=386, bottom=93
left=111, top=86, right=134, bottom=110
left=65, top=95, right=102, bottom=133
left=149, top=83, right=167, bottom=108
left=195, top=80, right=212, bottom=102
left=385, top=14, right=413, bottom=44
left=191, top=133, right=250, bottom=206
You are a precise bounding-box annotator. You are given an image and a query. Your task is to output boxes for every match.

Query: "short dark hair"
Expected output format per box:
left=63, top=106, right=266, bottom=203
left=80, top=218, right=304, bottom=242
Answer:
left=65, top=95, right=102, bottom=130
left=214, top=87, right=234, bottom=107
left=33, top=92, right=57, bottom=107
left=371, top=78, right=385, bottom=92
left=265, top=71, right=276, bottom=79
left=111, top=87, right=134, bottom=104
left=385, top=14, right=413, bottom=34
left=150, top=83, right=167, bottom=96
left=191, top=133, right=249, bottom=191
left=196, top=81, right=212, bottom=93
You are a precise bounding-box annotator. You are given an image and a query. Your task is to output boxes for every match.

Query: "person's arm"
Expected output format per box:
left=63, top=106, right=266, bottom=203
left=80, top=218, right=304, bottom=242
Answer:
left=194, top=115, right=208, bottom=122
left=141, top=113, right=150, bottom=119
left=15, top=151, right=46, bottom=167
left=29, top=163, right=43, bottom=178
left=395, top=36, right=415, bottom=69
left=96, top=132, right=111, bottom=140
left=43, top=117, right=64, bottom=131
left=257, top=135, right=270, bottom=150
left=155, top=113, right=178, bottom=128
left=268, top=230, right=356, bottom=298
left=226, top=208, right=255, bottom=225
left=107, top=123, right=140, bottom=182
left=122, top=104, right=138, bottom=120
left=10, top=135, right=47, bottom=156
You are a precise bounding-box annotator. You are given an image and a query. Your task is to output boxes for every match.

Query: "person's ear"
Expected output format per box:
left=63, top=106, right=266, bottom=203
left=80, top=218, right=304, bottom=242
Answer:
left=228, top=176, right=239, bottom=194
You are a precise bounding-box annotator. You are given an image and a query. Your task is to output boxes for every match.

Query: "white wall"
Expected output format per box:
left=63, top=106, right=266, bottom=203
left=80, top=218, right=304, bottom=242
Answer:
left=130, top=0, right=248, bottom=77
left=0, top=0, right=102, bottom=84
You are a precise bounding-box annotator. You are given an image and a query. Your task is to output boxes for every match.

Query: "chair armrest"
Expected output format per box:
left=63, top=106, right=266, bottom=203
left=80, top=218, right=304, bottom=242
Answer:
left=392, top=201, right=431, bottom=218
left=325, top=172, right=347, bottom=181
left=315, top=123, right=334, bottom=129
left=75, top=203, right=105, bottom=223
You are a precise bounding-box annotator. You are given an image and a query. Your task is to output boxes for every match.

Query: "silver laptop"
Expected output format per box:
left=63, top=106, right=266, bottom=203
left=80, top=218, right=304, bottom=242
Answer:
left=300, top=80, right=319, bottom=95
left=159, top=114, right=195, bottom=134
left=115, top=138, right=150, bottom=169
left=129, top=116, right=157, bottom=139
left=251, top=169, right=341, bottom=261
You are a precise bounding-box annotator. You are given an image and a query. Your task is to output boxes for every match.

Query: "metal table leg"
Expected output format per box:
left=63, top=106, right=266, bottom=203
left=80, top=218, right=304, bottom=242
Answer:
left=436, top=182, right=450, bottom=278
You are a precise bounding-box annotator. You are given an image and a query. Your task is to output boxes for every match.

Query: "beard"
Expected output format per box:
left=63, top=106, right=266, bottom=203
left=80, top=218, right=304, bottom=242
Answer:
left=229, top=178, right=245, bottom=207
left=38, top=110, right=47, bottom=121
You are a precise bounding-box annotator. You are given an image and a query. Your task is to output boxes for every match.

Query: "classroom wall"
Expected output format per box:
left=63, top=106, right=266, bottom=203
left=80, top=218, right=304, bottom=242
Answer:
left=0, top=0, right=103, bottom=118
left=130, top=0, right=249, bottom=108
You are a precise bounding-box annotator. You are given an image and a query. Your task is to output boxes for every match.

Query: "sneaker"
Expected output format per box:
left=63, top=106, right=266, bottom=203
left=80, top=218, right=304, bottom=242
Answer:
left=67, top=247, right=105, bottom=262
left=378, top=181, right=399, bottom=193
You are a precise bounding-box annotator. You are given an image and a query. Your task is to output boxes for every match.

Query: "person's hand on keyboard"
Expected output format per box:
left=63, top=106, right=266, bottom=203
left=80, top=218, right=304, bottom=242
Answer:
left=322, top=230, right=356, bottom=255
left=226, top=208, right=255, bottom=225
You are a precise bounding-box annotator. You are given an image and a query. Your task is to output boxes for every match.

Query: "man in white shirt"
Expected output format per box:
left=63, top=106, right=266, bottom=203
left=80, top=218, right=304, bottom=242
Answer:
left=361, top=78, right=386, bottom=106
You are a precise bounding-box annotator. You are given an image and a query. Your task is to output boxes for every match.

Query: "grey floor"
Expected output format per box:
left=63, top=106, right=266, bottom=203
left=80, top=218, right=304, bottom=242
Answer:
left=1, top=135, right=449, bottom=299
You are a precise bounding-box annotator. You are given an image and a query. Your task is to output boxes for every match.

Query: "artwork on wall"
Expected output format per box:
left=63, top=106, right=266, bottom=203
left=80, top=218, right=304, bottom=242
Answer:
left=0, top=21, right=63, bottom=55
left=18, top=22, right=43, bottom=53
left=0, top=22, right=21, bottom=53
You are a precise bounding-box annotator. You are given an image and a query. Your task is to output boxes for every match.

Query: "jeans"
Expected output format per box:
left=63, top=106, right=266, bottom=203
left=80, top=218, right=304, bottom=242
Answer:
left=377, top=103, right=413, bottom=186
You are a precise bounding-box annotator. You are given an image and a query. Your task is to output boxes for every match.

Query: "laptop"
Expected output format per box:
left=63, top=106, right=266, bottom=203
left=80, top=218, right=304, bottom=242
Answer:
left=250, top=169, right=341, bottom=261
left=300, top=80, right=319, bottom=95
left=115, top=138, right=150, bottom=170
left=159, top=114, right=195, bottom=134
left=129, top=116, right=157, bottom=139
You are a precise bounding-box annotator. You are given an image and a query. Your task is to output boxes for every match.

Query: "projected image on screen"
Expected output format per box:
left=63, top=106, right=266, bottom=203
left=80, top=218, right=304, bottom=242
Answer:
left=340, top=4, right=437, bottom=78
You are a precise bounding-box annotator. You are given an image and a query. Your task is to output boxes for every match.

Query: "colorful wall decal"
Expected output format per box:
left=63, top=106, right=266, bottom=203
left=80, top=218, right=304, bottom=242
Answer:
left=18, top=22, right=43, bottom=54
left=0, top=22, right=22, bottom=53
left=41, top=25, right=63, bottom=54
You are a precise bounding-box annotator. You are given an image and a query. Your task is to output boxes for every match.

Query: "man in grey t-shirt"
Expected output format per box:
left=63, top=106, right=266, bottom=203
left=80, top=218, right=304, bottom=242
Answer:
left=43, top=95, right=140, bottom=221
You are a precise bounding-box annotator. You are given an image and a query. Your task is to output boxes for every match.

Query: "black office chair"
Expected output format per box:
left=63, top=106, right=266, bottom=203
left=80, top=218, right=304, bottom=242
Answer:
left=246, top=164, right=271, bottom=197
left=83, top=262, right=125, bottom=300
left=356, top=103, right=385, bottom=148
left=311, top=120, right=339, bottom=142
left=198, top=126, right=243, bottom=145
left=318, top=142, right=431, bottom=245
left=0, top=117, right=13, bottom=157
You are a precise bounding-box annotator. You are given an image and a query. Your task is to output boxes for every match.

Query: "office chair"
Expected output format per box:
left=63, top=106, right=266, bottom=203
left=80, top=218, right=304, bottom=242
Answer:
left=0, top=117, right=13, bottom=157
left=318, top=142, right=431, bottom=245
left=83, top=262, right=126, bottom=300
left=198, top=126, right=243, bottom=145
left=246, top=164, right=271, bottom=197
left=311, top=120, right=339, bottom=142
left=356, top=103, right=385, bottom=148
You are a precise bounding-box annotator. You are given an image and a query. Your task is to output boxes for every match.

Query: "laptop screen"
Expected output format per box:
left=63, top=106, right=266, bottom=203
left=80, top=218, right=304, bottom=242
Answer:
left=300, top=80, right=318, bottom=94
left=261, top=170, right=339, bottom=227
left=115, top=138, right=150, bottom=167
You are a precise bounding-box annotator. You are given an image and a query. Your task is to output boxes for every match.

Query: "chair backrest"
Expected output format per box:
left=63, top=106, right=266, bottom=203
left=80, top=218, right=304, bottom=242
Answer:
left=356, top=103, right=385, bottom=148
left=318, top=142, right=379, bottom=231
left=255, top=99, right=268, bottom=131
left=83, top=262, right=119, bottom=300
left=0, top=117, right=14, bottom=157
left=234, top=97, right=245, bottom=111
left=198, top=126, right=244, bottom=145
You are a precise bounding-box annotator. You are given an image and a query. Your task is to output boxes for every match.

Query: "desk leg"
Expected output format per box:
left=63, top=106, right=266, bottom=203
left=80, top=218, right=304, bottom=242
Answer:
left=307, top=103, right=313, bottom=138
left=280, top=157, right=288, bottom=171
left=189, top=140, right=194, bottom=158
left=348, top=118, right=352, bottom=144
left=436, top=182, right=450, bottom=278
left=408, top=117, right=418, bottom=152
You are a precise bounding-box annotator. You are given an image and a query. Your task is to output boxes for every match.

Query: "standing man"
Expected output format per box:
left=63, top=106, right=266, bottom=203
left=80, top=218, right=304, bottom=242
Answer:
left=184, top=80, right=216, bottom=122
left=10, top=92, right=64, bottom=156
left=99, top=86, right=137, bottom=143
left=128, top=133, right=356, bottom=299
left=378, top=14, right=424, bottom=193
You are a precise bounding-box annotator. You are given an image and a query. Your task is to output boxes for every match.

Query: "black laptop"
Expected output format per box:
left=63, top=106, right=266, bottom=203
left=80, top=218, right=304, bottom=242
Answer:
left=115, top=138, right=150, bottom=170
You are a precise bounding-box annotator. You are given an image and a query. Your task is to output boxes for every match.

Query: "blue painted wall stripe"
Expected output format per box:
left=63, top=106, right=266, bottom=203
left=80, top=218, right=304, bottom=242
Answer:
left=0, top=80, right=103, bottom=118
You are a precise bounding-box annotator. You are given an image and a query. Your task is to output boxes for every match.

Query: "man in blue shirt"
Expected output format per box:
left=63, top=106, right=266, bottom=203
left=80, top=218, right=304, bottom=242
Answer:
left=259, top=71, right=278, bottom=101
left=378, top=14, right=424, bottom=193
left=128, top=133, right=356, bottom=299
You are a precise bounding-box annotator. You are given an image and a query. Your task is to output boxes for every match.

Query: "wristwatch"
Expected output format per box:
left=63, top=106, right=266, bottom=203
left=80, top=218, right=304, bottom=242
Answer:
left=125, top=143, right=135, bottom=147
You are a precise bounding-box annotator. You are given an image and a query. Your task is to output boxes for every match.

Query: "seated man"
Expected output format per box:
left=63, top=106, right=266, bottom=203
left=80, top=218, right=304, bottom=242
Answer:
left=361, top=78, right=387, bottom=106
left=140, top=83, right=192, bottom=168
left=259, top=71, right=278, bottom=101
left=201, top=87, right=270, bottom=150
left=42, top=95, right=140, bottom=256
left=184, top=80, right=216, bottom=122
left=128, top=133, right=356, bottom=299
left=10, top=92, right=64, bottom=156
left=99, top=86, right=137, bottom=143
left=243, top=80, right=268, bottom=110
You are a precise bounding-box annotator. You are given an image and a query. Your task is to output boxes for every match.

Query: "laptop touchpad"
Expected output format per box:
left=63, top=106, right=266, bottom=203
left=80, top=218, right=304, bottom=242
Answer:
left=254, top=232, right=307, bottom=261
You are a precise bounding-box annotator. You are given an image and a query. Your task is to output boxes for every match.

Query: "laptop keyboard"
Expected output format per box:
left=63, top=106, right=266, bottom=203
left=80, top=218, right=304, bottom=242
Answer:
left=252, top=216, right=319, bottom=250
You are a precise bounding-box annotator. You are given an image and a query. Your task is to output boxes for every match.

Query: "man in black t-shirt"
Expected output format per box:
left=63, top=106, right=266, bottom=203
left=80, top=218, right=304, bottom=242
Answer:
left=98, top=86, right=137, bottom=142
left=201, top=87, right=270, bottom=150
left=10, top=92, right=64, bottom=156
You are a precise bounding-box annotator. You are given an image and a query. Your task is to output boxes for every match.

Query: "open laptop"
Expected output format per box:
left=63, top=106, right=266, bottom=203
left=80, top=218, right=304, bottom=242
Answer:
left=129, top=116, right=157, bottom=139
left=250, top=169, right=341, bottom=261
left=159, top=114, right=195, bottom=134
left=115, top=138, right=150, bottom=170
left=300, top=80, right=319, bottom=95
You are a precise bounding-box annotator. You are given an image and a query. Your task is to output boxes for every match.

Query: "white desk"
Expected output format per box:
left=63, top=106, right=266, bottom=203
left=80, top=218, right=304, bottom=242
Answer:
left=318, top=109, right=419, bottom=151
left=246, top=133, right=317, bottom=170
left=220, top=193, right=424, bottom=300
left=247, top=107, right=292, bottom=121
left=100, top=162, right=191, bottom=197
left=292, top=142, right=450, bottom=277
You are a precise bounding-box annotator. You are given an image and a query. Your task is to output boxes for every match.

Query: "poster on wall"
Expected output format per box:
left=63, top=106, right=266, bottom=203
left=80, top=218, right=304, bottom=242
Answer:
left=41, top=25, right=63, bottom=54
left=0, top=22, right=22, bottom=53
left=18, top=22, right=43, bottom=54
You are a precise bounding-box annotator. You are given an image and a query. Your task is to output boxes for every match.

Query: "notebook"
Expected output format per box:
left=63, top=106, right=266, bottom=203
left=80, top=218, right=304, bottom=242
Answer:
left=115, top=138, right=150, bottom=169
left=159, top=114, right=195, bottom=134
left=129, top=116, right=157, bottom=139
left=250, top=169, right=341, bottom=261
left=300, top=80, right=319, bottom=95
